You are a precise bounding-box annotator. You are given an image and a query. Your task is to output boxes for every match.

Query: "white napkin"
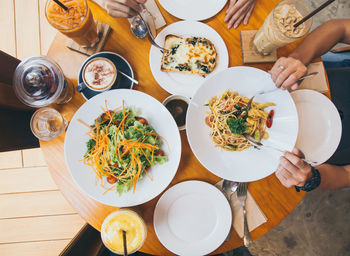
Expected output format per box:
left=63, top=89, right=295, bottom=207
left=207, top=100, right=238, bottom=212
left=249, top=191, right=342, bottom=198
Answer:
left=215, top=181, right=267, bottom=238
left=142, top=0, right=166, bottom=29
left=298, top=62, right=329, bottom=93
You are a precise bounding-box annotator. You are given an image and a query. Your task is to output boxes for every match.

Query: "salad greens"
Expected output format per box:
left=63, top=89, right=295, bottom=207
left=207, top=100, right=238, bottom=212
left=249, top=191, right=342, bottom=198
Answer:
left=83, top=104, right=167, bottom=195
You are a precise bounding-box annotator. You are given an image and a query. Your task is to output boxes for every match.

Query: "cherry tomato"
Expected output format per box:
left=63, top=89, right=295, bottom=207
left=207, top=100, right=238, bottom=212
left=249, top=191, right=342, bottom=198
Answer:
left=205, top=116, right=214, bottom=127
left=266, top=110, right=274, bottom=128
left=107, top=175, right=117, bottom=184
left=136, top=117, right=148, bottom=125
left=155, top=150, right=165, bottom=156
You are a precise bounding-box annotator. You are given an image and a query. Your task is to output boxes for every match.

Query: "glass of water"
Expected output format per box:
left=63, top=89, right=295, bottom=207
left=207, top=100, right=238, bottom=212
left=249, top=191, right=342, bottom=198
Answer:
left=30, top=107, right=67, bottom=141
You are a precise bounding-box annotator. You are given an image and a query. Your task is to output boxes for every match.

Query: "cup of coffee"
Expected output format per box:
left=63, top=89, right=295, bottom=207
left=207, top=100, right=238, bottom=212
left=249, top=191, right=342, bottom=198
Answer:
left=163, top=95, right=190, bottom=131
left=77, top=57, right=117, bottom=92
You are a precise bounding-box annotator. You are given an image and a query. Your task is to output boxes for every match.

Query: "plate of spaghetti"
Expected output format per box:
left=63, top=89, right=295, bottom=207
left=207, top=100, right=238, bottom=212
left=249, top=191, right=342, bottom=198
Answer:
left=64, top=89, right=181, bottom=207
left=186, top=67, right=299, bottom=182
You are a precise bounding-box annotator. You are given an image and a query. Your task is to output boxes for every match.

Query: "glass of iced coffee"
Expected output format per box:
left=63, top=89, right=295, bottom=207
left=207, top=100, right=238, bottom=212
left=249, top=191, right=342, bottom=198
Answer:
left=253, top=0, right=312, bottom=55
left=45, top=0, right=99, bottom=47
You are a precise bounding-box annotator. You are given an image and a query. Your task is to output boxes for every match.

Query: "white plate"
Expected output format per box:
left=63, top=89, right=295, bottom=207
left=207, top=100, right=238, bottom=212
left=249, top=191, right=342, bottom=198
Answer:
left=64, top=89, right=181, bottom=207
left=291, top=89, right=342, bottom=165
left=154, top=180, right=232, bottom=256
left=186, top=67, right=299, bottom=182
left=149, top=21, right=229, bottom=98
left=158, top=0, right=227, bottom=21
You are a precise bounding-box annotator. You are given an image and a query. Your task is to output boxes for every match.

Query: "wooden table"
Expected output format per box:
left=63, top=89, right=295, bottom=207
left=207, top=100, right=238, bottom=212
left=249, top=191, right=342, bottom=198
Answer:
left=41, top=1, right=329, bottom=254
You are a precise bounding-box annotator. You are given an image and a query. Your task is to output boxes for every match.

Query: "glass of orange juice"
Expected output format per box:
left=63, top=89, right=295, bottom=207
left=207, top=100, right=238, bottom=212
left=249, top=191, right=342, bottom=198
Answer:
left=45, top=0, right=99, bottom=47
left=101, top=209, right=147, bottom=254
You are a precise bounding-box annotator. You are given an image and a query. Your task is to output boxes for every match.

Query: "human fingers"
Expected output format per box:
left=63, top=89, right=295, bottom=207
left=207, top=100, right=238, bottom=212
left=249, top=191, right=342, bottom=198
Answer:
left=107, top=8, right=135, bottom=18
left=281, top=154, right=310, bottom=185
left=243, top=2, right=255, bottom=25
left=136, top=0, right=147, bottom=3
left=106, top=0, right=141, bottom=13
left=275, top=164, right=300, bottom=188
left=227, top=1, right=251, bottom=28
left=224, top=0, right=248, bottom=23
left=275, top=66, right=298, bottom=88
left=292, top=147, right=305, bottom=159
left=274, top=57, right=307, bottom=88
left=233, top=8, right=248, bottom=28
left=270, top=57, right=288, bottom=84
left=280, top=64, right=307, bottom=90
left=226, top=0, right=237, bottom=13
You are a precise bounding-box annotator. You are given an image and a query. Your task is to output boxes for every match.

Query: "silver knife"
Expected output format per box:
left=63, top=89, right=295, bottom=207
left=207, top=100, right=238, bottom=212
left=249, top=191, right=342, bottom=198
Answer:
left=139, top=4, right=157, bottom=38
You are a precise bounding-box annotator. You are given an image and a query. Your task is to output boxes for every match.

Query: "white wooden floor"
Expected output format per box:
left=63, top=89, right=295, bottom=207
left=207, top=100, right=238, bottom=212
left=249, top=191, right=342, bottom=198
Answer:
left=0, top=1, right=86, bottom=255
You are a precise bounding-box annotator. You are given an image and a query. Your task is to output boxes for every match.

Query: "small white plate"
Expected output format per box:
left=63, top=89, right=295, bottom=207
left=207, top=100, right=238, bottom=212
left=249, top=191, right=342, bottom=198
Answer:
left=154, top=180, right=232, bottom=256
left=158, top=0, right=227, bottom=21
left=149, top=21, right=229, bottom=98
left=291, top=89, right=342, bottom=165
left=64, top=89, right=182, bottom=207
left=186, top=67, right=299, bottom=182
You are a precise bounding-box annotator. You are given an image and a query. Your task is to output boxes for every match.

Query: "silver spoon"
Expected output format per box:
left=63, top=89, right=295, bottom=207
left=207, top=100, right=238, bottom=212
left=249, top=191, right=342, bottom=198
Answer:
left=130, top=16, right=147, bottom=38
left=222, top=179, right=238, bottom=242
left=222, top=179, right=238, bottom=201
left=130, top=14, right=168, bottom=52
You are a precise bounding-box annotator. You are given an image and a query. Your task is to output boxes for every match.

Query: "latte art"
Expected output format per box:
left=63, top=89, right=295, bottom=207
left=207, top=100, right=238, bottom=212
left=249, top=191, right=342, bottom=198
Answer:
left=84, top=58, right=117, bottom=91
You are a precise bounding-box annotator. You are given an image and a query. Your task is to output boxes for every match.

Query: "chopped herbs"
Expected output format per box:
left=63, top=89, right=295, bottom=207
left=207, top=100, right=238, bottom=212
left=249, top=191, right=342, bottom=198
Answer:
left=209, top=58, right=216, bottom=64
left=200, top=65, right=210, bottom=74
left=188, top=37, right=198, bottom=46
left=175, top=64, right=191, bottom=72
left=170, top=45, right=179, bottom=55
left=227, top=117, right=248, bottom=135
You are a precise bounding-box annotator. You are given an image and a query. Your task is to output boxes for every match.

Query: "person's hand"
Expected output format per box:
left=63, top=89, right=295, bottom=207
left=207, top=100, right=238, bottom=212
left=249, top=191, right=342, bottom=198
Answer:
left=100, top=0, right=146, bottom=18
left=275, top=148, right=313, bottom=188
left=224, top=0, right=256, bottom=29
left=270, top=56, right=307, bottom=90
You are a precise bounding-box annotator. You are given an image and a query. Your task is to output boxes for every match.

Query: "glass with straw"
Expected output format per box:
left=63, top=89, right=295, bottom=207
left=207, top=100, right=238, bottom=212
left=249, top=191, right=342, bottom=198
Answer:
left=45, top=0, right=99, bottom=47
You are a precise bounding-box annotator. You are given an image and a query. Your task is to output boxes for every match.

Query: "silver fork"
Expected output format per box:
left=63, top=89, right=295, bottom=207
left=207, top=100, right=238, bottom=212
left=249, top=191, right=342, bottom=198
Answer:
left=237, top=182, right=252, bottom=247
left=243, top=134, right=318, bottom=165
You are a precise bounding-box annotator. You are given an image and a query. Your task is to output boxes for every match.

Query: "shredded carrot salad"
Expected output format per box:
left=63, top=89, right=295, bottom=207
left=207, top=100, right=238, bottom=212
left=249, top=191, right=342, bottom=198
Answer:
left=81, top=100, right=167, bottom=195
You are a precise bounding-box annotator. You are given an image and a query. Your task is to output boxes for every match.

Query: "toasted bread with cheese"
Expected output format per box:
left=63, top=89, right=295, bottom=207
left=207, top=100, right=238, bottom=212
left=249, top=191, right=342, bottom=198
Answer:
left=161, top=35, right=217, bottom=76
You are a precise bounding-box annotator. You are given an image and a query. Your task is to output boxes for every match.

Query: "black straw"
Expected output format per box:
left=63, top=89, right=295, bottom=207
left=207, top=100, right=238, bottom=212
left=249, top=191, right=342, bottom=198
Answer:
left=294, top=0, right=336, bottom=29
left=122, top=230, right=128, bottom=256
left=53, top=0, right=68, bottom=11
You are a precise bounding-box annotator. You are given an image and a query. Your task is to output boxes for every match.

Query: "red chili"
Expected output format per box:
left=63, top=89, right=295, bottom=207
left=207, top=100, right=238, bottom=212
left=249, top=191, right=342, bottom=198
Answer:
left=266, top=109, right=274, bottom=128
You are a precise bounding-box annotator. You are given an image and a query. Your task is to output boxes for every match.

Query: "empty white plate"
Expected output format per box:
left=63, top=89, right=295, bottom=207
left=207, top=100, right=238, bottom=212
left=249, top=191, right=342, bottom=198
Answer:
left=158, top=0, right=227, bottom=21
left=149, top=20, right=229, bottom=98
left=154, top=180, right=232, bottom=256
left=291, top=89, right=342, bottom=164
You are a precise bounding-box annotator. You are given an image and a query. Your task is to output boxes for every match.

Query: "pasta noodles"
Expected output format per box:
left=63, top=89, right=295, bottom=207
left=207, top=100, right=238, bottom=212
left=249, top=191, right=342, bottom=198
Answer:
left=205, top=90, right=275, bottom=152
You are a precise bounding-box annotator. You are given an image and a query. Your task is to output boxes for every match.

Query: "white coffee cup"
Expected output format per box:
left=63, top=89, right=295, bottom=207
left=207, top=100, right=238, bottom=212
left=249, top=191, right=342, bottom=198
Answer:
left=77, top=57, right=117, bottom=92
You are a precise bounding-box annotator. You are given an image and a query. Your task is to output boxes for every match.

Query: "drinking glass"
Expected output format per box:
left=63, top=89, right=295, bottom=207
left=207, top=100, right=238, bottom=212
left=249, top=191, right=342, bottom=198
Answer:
left=30, top=107, right=68, bottom=141
left=253, top=0, right=312, bottom=55
left=45, top=0, right=99, bottom=47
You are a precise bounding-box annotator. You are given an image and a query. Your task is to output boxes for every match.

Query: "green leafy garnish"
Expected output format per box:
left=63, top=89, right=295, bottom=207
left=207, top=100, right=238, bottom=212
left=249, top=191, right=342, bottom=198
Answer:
left=227, top=117, right=247, bottom=135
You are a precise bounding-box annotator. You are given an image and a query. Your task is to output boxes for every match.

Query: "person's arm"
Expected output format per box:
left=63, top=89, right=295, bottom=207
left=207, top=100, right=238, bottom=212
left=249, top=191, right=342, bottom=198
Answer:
left=93, top=0, right=146, bottom=18
left=275, top=148, right=350, bottom=190
left=270, top=19, right=350, bottom=90
left=317, top=164, right=350, bottom=189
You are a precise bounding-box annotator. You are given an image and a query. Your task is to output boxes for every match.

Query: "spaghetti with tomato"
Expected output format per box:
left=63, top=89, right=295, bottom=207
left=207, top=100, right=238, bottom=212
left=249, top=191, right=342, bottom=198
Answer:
left=205, top=90, right=275, bottom=151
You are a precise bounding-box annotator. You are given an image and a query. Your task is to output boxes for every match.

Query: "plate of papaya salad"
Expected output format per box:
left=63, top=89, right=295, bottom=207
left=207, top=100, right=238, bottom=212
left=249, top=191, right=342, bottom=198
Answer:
left=64, top=89, right=181, bottom=207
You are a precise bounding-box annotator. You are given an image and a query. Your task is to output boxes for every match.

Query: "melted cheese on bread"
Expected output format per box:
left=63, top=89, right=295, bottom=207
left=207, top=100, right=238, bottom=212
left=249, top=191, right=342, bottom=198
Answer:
left=161, top=35, right=217, bottom=76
